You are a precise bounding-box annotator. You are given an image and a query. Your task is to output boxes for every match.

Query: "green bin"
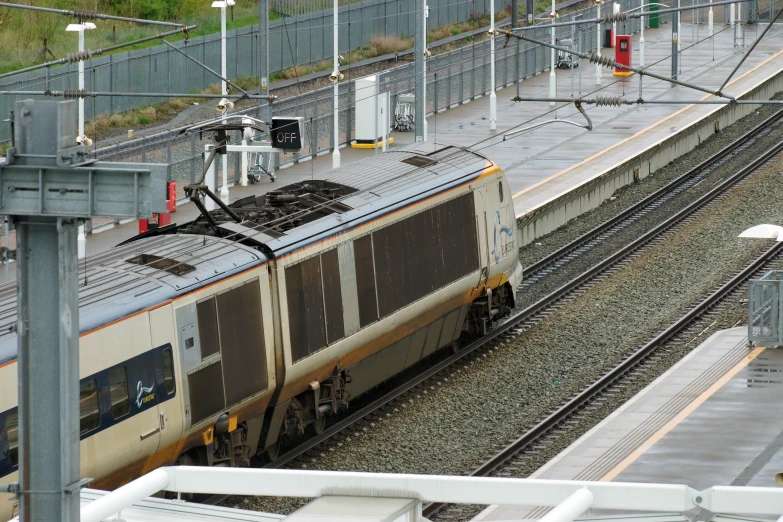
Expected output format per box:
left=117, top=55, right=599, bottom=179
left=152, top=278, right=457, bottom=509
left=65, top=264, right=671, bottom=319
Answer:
left=648, top=2, right=659, bottom=28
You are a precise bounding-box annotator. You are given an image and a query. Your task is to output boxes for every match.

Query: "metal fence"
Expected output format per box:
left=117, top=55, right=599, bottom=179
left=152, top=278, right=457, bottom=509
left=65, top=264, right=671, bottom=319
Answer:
left=749, top=271, right=783, bottom=347
left=0, top=0, right=505, bottom=143
left=93, top=0, right=618, bottom=202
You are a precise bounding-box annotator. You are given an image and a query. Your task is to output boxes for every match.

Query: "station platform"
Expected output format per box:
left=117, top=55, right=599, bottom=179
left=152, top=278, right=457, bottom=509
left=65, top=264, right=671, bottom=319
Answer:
left=474, top=327, right=783, bottom=521
left=2, top=19, right=781, bottom=278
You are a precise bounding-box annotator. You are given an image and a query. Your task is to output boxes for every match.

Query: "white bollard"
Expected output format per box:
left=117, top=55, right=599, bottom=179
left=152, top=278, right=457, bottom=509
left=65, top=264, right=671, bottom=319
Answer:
left=240, top=138, right=249, bottom=187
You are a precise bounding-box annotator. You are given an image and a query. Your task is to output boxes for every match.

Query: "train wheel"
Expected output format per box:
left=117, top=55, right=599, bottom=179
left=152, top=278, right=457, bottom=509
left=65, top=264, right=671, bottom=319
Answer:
left=307, top=415, right=326, bottom=436
left=261, top=440, right=280, bottom=463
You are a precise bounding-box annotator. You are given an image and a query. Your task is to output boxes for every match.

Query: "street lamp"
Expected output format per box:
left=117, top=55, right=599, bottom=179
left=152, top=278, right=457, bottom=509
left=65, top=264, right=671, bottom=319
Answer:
left=549, top=8, right=557, bottom=106
left=490, top=0, right=497, bottom=130
left=212, top=0, right=235, bottom=205
left=331, top=0, right=342, bottom=168
left=66, top=21, right=96, bottom=260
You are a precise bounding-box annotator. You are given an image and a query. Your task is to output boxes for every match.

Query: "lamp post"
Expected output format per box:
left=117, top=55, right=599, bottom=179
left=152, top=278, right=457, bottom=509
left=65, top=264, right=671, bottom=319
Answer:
left=490, top=0, right=497, bottom=130
left=332, top=0, right=341, bottom=168
left=596, top=0, right=602, bottom=84
left=66, top=21, right=96, bottom=260
left=550, top=5, right=556, bottom=106
left=212, top=0, right=234, bottom=205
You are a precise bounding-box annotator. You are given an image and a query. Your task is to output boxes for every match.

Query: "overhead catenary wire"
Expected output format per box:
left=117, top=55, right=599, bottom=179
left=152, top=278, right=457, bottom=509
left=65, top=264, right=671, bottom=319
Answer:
left=89, top=5, right=771, bottom=164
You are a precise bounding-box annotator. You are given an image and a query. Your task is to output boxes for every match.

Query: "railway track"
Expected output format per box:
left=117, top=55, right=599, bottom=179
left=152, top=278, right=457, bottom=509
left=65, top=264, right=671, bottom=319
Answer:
left=204, top=109, right=783, bottom=509
left=424, top=226, right=783, bottom=520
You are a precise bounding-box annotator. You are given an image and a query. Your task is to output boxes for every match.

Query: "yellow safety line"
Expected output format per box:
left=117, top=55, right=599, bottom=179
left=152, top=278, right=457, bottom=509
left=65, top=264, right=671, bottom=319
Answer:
left=512, top=47, right=783, bottom=202
left=600, top=346, right=766, bottom=482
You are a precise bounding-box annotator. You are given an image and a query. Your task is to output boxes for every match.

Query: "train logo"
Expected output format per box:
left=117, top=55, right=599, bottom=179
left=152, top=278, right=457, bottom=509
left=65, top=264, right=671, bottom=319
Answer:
left=492, top=210, right=514, bottom=264
left=136, top=381, right=155, bottom=408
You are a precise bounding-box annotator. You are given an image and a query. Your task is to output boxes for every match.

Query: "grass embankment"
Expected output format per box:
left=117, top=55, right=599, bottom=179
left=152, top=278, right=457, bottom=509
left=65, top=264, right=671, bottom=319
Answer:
left=0, top=1, right=279, bottom=75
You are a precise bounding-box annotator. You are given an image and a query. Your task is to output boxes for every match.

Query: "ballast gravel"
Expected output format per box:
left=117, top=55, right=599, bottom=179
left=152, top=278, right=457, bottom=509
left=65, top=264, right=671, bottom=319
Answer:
left=238, top=103, right=783, bottom=518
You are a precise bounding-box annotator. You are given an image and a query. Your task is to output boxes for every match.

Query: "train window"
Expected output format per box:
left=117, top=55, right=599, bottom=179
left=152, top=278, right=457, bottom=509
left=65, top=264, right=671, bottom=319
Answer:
left=321, top=249, right=345, bottom=344
left=373, top=193, right=479, bottom=317
left=6, top=411, right=17, bottom=467
left=354, top=235, right=378, bottom=328
left=197, top=297, right=220, bottom=358
left=163, top=348, right=175, bottom=395
left=108, top=366, right=130, bottom=419
left=286, top=257, right=327, bottom=362
left=216, top=280, right=267, bottom=404
left=79, top=379, right=100, bottom=434
left=498, top=181, right=504, bottom=203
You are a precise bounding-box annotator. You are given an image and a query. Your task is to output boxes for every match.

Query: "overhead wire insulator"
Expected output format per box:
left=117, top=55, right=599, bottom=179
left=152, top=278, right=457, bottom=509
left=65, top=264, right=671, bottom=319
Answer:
left=63, top=89, right=89, bottom=99
left=66, top=49, right=93, bottom=63
left=594, top=95, right=624, bottom=106
left=588, top=51, right=617, bottom=69
left=73, top=8, right=98, bottom=21
left=603, top=11, right=629, bottom=23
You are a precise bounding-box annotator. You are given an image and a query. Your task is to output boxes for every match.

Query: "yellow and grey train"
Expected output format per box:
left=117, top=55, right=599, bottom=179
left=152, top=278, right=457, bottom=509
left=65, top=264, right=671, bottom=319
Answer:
left=0, top=146, right=522, bottom=519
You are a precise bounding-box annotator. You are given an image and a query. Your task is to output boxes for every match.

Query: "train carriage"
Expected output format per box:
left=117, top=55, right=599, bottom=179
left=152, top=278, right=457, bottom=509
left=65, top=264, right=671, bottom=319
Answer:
left=0, top=146, right=522, bottom=520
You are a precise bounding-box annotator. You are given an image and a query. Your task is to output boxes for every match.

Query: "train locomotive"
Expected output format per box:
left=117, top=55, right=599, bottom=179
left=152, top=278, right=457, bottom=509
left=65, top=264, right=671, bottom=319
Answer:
left=0, top=145, right=522, bottom=519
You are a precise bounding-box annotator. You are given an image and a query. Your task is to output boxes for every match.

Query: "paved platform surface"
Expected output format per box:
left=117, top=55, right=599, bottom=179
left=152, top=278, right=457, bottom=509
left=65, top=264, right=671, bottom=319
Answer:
left=474, top=327, right=783, bottom=520
left=2, top=20, right=780, bottom=282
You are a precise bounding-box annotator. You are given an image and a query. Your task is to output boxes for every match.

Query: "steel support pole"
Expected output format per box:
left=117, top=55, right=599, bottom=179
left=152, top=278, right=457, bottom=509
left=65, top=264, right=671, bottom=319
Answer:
left=512, top=0, right=519, bottom=27
left=332, top=0, right=340, bottom=168
left=77, top=30, right=86, bottom=260
left=709, top=0, right=714, bottom=35
left=423, top=2, right=428, bottom=141
left=258, top=0, right=275, bottom=175
left=527, top=0, right=534, bottom=24
left=205, top=144, right=216, bottom=211
left=17, top=216, right=80, bottom=522
left=220, top=5, right=230, bottom=204
left=672, top=3, right=679, bottom=80
left=550, top=3, right=556, bottom=106
left=414, top=0, right=425, bottom=142
left=596, top=1, right=602, bottom=84
left=490, top=0, right=497, bottom=129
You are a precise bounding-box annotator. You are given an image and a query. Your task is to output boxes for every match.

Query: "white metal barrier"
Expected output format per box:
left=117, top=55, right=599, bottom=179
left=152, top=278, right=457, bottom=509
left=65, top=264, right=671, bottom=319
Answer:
left=79, top=467, right=783, bottom=522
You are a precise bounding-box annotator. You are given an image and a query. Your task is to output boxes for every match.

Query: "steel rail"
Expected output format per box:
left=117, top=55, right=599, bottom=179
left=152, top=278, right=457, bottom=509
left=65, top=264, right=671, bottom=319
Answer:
left=421, top=242, right=783, bottom=517
left=523, top=107, right=783, bottom=278
left=421, top=140, right=783, bottom=518
left=203, top=110, right=783, bottom=510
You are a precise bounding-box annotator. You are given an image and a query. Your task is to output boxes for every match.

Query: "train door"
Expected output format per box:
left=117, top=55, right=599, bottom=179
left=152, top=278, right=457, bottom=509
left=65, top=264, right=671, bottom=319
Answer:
left=148, top=305, right=184, bottom=468
left=474, top=189, right=490, bottom=288
left=484, top=177, right=514, bottom=278
left=128, top=353, right=162, bottom=463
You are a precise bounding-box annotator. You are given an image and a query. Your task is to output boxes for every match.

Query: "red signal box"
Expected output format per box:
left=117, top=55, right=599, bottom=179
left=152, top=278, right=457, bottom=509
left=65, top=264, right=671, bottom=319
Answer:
left=613, top=35, right=632, bottom=77
left=139, top=181, right=177, bottom=234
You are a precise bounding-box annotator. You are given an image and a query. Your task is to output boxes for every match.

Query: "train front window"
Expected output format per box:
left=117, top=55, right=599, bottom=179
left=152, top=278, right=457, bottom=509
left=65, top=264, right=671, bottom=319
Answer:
left=109, top=366, right=130, bottom=419
left=80, top=379, right=100, bottom=434
left=7, top=411, right=17, bottom=467
left=162, top=348, right=175, bottom=395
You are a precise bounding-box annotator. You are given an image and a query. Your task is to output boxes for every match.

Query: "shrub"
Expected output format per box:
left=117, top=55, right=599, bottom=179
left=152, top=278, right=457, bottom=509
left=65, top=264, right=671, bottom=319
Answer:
left=368, top=35, right=410, bottom=54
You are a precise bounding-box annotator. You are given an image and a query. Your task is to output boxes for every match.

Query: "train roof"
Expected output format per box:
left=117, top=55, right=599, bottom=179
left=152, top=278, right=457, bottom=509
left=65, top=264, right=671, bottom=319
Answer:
left=0, top=234, right=265, bottom=367
left=177, top=146, right=496, bottom=257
